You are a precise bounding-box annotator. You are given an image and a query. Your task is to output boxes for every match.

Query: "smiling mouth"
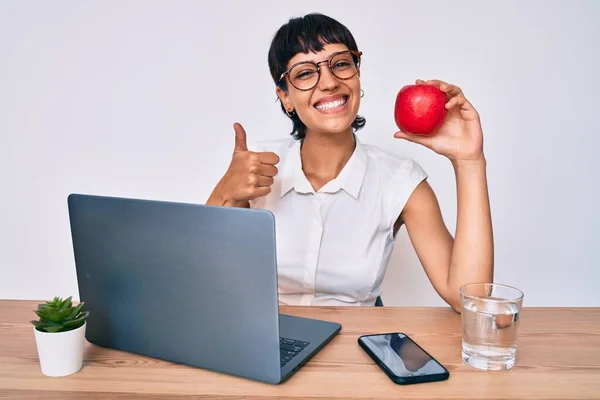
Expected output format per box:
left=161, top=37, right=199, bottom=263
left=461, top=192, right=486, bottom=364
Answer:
left=314, top=96, right=349, bottom=111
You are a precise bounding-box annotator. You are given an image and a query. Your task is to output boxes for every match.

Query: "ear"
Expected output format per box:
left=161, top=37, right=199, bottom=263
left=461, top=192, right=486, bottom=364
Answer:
left=276, top=86, right=293, bottom=112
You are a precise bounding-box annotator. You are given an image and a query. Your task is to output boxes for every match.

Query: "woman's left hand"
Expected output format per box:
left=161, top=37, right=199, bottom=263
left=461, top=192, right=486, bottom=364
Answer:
left=394, top=79, right=484, bottom=162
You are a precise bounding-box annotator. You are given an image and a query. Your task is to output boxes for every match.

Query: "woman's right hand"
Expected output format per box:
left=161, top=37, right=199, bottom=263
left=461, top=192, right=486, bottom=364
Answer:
left=207, top=123, right=280, bottom=207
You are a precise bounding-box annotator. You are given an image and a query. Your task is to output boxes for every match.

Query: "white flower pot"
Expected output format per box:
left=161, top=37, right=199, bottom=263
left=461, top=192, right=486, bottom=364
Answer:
left=33, top=321, right=86, bottom=377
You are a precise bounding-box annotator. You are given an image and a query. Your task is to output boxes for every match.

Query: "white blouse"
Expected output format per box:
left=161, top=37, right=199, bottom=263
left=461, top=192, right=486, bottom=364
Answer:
left=249, top=135, right=427, bottom=306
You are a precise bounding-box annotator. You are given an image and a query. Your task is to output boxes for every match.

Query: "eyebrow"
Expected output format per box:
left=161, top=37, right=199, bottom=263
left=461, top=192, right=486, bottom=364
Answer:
left=289, top=50, right=347, bottom=66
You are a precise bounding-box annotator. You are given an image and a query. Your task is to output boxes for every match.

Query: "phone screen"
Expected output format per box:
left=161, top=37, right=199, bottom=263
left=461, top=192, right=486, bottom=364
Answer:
left=359, top=333, right=447, bottom=379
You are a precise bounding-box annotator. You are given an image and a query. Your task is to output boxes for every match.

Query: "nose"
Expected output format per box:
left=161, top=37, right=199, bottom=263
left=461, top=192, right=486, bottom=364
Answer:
left=317, top=62, right=339, bottom=91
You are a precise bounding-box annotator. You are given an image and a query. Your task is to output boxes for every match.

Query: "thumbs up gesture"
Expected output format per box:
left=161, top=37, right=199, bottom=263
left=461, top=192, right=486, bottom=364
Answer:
left=207, top=123, right=280, bottom=207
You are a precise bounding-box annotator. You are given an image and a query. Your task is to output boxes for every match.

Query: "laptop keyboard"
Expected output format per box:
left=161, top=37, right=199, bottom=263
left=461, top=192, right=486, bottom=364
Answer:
left=279, top=337, right=310, bottom=367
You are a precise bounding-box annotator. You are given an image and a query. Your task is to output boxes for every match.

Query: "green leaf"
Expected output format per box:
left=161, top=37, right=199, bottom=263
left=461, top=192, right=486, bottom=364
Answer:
left=40, top=304, right=56, bottom=310
left=59, top=296, right=73, bottom=312
left=66, top=303, right=83, bottom=320
left=31, top=320, right=64, bottom=332
left=39, top=316, right=62, bottom=323
left=62, top=311, right=89, bottom=329
left=30, top=320, right=46, bottom=329
left=43, top=326, right=65, bottom=333
left=63, top=320, right=85, bottom=331
left=37, top=304, right=51, bottom=313
left=34, top=297, right=83, bottom=327
left=43, top=308, right=66, bottom=323
left=60, top=306, right=75, bottom=320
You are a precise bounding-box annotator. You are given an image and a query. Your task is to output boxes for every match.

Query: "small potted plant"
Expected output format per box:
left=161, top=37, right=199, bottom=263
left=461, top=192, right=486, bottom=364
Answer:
left=30, top=296, right=89, bottom=377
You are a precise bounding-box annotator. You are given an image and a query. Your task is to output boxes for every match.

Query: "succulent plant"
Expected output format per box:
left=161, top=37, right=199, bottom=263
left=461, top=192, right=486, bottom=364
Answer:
left=30, top=296, right=89, bottom=333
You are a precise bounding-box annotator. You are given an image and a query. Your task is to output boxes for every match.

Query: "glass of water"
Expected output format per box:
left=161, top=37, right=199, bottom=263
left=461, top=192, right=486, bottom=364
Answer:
left=460, top=283, right=524, bottom=371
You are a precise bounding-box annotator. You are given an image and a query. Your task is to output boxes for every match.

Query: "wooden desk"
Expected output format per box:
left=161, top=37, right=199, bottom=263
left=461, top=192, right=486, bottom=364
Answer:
left=1, top=301, right=599, bottom=399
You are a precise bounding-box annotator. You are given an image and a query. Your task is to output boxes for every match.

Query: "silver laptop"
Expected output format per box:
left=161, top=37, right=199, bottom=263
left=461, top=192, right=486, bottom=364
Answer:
left=67, top=193, right=341, bottom=384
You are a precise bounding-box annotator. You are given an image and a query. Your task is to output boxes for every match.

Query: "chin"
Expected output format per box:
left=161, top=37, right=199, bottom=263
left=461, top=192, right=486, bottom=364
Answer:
left=306, top=121, right=350, bottom=136
left=325, top=122, right=353, bottom=134
left=311, top=114, right=358, bottom=135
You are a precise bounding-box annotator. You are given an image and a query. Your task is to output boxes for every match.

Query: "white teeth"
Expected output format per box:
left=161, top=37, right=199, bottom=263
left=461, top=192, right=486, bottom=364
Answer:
left=316, top=97, right=347, bottom=110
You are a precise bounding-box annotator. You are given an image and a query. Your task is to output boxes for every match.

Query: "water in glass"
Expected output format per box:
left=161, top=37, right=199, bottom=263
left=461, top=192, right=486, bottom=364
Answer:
left=460, top=284, right=523, bottom=371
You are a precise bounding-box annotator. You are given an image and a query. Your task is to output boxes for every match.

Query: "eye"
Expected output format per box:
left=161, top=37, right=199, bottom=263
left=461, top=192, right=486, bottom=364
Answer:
left=333, top=60, right=352, bottom=69
left=293, top=68, right=317, bottom=80
left=331, top=53, right=356, bottom=71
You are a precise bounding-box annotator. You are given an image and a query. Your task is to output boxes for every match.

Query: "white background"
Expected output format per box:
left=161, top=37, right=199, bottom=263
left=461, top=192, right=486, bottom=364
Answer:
left=2, top=1, right=599, bottom=306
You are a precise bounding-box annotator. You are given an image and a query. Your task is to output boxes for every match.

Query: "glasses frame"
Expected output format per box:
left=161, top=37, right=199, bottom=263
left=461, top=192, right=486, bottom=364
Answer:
left=278, top=50, right=363, bottom=91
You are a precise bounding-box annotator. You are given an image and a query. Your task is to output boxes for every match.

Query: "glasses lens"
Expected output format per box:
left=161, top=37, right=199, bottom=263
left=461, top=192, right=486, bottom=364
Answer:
left=289, top=63, right=319, bottom=90
left=286, top=51, right=361, bottom=90
left=330, top=52, right=359, bottom=80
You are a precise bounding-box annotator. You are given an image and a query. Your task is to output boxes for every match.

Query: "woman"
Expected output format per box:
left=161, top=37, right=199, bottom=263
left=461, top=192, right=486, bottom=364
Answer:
left=206, top=13, right=493, bottom=311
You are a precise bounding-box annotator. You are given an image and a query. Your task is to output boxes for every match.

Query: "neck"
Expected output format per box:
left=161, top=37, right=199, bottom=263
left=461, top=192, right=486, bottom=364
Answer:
left=300, top=127, right=356, bottom=182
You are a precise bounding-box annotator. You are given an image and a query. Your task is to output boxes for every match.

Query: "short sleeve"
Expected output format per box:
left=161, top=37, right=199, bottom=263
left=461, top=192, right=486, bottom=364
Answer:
left=387, top=157, right=428, bottom=229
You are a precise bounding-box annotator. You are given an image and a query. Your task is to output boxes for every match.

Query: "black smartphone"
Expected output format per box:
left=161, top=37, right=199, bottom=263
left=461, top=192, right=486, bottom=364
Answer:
left=358, top=332, right=449, bottom=385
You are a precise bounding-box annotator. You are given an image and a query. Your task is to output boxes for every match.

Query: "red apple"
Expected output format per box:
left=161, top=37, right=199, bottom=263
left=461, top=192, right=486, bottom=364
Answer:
left=394, top=84, right=447, bottom=135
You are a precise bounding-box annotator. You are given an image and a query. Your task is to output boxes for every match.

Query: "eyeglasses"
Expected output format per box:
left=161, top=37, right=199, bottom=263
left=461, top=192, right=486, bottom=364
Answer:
left=279, top=50, right=362, bottom=91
